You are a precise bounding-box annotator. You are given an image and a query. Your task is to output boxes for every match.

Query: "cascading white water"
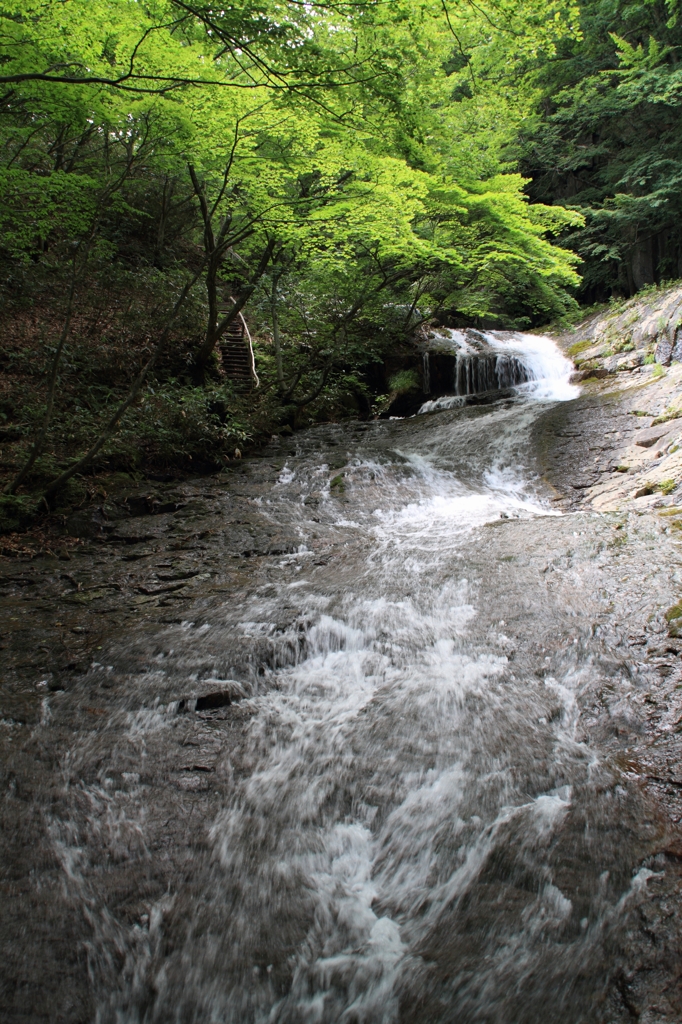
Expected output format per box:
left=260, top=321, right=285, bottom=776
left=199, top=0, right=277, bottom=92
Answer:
left=479, top=331, right=579, bottom=401
left=420, top=329, right=578, bottom=412
left=44, top=329, right=669, bottom=1024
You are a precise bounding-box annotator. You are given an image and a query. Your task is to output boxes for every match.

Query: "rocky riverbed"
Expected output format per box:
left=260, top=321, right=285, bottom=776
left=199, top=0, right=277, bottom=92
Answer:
left=2, top=319, right=682, bottom=1022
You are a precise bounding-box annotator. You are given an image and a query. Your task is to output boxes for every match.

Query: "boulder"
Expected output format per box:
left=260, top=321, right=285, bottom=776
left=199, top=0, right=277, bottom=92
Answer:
left=671, top=329, right=682, bottom=363
left=655, top=336, right=674, bottom=365
left=633, top=425, right=678, bottom=448
left=615, top=353, right=644, bottom=371
left=64, top=508, right=107, bottom=539
left=176, top=680, right=247, bottom=713
left=572, top=367, right=610, bottom=381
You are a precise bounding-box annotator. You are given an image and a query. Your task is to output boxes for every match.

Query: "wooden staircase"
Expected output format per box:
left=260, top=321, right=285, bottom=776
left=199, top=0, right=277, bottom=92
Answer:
left=218, top=310, right=258, bottom=390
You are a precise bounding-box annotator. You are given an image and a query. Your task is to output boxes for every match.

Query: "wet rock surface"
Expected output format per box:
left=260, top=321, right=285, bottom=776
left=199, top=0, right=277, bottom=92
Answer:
left=534, top=360, right=682, bottom=514
left=533, top=382, right=682, bottom=1022
left=0, top=460, right=306, bottom=1021
left=2, top=404, right=682, bottom=1021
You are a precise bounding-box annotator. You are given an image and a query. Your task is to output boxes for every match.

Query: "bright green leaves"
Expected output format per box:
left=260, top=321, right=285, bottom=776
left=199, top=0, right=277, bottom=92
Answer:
left=610, top=33, right=671, bottom=69
left=0, top=169, right=100, bottom=259
left=0, top=0, right=589, bottom=341
left=419, top=174, right=583, bottom=321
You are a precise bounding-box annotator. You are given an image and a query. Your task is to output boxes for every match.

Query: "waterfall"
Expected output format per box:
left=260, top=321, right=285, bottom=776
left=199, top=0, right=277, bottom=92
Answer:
left=454, top=353, right=531, bottom=396
left=41, top=349, right=668, bottom=1024
left=420, top=328, right=577, bottom=412
left=422, top=351, right=430, bottom=394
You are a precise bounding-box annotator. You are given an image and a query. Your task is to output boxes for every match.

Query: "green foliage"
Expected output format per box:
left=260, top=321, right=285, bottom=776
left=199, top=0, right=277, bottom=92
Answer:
left=0, top=0, right=589, bottom=515
left=388, top=370, right=421, bottom=394
left=5, top=376, right=253, bottom=479
left=0, top=169, right=101, bottom=259
left=568, top=339, right=595, bottom=357
left=112, top=383, right=252, bottom=467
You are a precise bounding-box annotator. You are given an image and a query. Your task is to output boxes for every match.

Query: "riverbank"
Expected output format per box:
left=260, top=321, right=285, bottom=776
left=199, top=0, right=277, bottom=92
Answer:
left=545, top=282, right=682, bottom=514
left=532, top=394, right=682, bottom=1020
left=0, top=275, right=406, bottom=537
left=3, top=282, right=681, bottom=547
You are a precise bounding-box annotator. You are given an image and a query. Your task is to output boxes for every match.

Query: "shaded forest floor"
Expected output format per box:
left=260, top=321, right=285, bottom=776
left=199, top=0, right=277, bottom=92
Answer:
left=0, top=272, right=388, bottom=540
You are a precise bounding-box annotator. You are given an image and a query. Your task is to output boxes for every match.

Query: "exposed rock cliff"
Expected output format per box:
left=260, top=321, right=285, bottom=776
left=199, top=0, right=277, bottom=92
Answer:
left=553, top=283, right=682, bottom=512
left=564, top=284, right=682, bottom=376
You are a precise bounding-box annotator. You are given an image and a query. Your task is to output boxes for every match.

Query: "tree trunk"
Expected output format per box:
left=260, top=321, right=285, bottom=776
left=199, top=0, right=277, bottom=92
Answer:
left=271, top=273, right=284, bottom=390
left=194, top=238, right=274, bottom=376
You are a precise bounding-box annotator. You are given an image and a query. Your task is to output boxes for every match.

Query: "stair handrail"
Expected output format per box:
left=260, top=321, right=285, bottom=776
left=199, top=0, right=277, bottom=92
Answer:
left=237, top=309, right=259, bottom=388
left=223, top=296, right=259, bottom=388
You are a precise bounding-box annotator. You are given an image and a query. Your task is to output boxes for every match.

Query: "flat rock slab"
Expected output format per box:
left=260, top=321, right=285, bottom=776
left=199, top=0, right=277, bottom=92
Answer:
left=633, top=423, right=680, bottom=447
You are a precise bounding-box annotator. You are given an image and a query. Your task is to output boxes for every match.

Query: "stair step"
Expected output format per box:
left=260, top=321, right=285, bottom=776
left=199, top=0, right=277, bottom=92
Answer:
left=217, top=315, right=255, bottom=388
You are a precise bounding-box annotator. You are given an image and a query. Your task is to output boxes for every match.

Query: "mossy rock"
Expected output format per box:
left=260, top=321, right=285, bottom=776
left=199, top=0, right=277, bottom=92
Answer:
left=652, top=408, right=682, bottom=426
left=568, top=339, right=595, bottom=358
left=575, top=357, right=600, bottom=370
left=665, top=602, right=682, bottom=623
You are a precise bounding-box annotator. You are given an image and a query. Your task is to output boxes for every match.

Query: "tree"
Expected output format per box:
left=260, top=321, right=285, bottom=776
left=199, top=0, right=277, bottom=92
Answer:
left=0, top=0, right=588, bottom=504
left=515, top=0, right=682, bottom=300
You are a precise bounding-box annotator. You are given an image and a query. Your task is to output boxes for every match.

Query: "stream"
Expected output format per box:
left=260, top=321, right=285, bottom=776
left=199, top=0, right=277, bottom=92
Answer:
left=2, top=332, right=682, bottom=1023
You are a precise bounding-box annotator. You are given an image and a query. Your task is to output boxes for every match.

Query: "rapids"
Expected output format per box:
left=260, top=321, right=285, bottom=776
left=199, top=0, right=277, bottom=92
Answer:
left=4, top=330, right=681, bottom=1024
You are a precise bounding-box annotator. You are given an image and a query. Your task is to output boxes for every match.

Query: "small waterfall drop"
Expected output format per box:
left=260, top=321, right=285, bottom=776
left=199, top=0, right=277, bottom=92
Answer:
left=419, top=328, right=577, bottom=412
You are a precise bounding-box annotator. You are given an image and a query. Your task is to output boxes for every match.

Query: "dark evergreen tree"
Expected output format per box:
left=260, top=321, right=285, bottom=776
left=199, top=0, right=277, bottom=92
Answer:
left=517, top=0, right=682, bottom=300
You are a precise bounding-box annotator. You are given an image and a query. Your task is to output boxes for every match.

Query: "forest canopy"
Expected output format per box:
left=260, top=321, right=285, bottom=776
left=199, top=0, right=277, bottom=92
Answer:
left=0, top=0, right=678, bottom=520
left=518, top=0, right=682, bottom=300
